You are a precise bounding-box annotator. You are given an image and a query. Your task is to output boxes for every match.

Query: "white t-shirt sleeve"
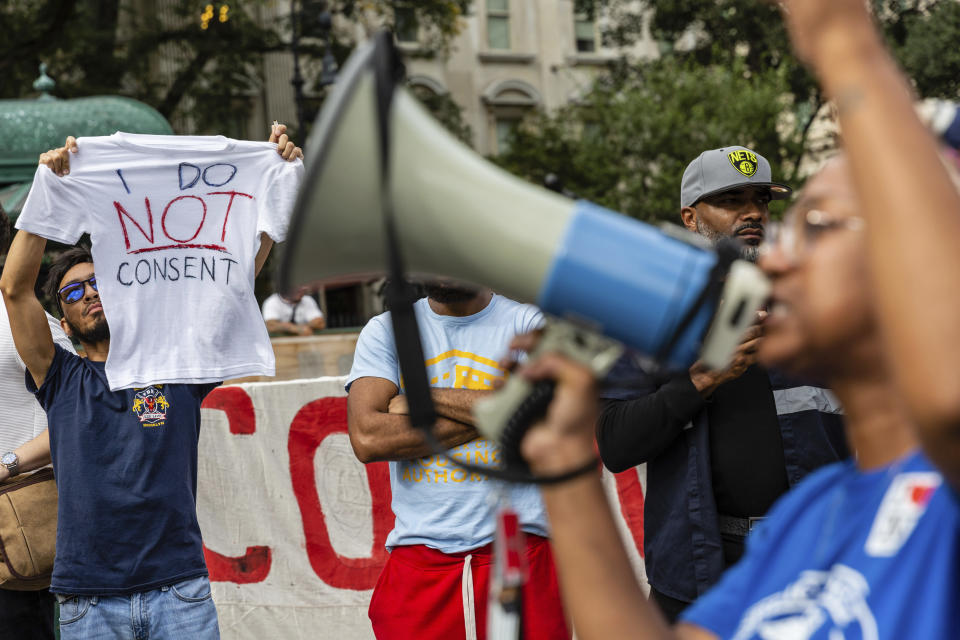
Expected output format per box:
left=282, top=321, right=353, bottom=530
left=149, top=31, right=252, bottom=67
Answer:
left=16, top=166, right=90, bottom=244
left=256, top=156, right=304, bottom=243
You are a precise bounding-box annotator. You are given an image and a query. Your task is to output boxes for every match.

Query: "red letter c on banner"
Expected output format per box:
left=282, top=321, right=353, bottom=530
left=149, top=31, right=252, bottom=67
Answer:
left=201, top=387, right=272, bottom=583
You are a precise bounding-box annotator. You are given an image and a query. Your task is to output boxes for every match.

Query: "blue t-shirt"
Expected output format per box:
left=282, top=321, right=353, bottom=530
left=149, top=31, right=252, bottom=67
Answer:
left=346, top=295, right=548, bottom=553
left=682, top=449, right=960, bottom=639
left=29, top=345, right=217, bottom=595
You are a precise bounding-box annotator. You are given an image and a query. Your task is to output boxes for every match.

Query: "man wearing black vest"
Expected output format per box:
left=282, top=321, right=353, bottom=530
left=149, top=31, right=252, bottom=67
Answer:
left=596, top=146, right=849, bottom=622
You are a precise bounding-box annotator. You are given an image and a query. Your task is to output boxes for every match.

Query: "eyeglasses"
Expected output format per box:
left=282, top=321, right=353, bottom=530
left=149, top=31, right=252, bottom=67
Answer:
left=764, top=209, right=865, bottom=261
left=58, top=276, right=98, bottom=305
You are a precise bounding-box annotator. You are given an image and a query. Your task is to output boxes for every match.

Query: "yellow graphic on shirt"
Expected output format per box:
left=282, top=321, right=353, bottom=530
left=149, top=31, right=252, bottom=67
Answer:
left=423, top=350, right=505, bottom=390
left=131, top=386, right=170, bottom=428
left=400, top=439, right=501, bottom=484
left=399, top=349, right=507, bottom=484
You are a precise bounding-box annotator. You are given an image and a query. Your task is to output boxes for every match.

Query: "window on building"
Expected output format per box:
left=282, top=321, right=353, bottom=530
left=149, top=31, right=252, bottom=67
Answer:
left=495, top=117, right=519, bottom=154
left=483, top=80, right=540, bottom=155
left=395, top=6, right=418, bottom=43
left=574, top=13, right=597, bottom=53
left=487, top=0, right=510, bottom=50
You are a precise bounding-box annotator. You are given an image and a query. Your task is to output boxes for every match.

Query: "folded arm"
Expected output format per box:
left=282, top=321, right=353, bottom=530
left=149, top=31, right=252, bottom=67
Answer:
left=347, top=377, right=482, bottom=462
left=388, top=387, right=492, bottom=426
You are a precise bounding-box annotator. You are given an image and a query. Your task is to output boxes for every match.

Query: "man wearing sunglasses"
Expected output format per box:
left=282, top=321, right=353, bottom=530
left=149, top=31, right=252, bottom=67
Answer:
left=0, top=125, right=302, bottom=640
left=595, top=146, right=849, bottom=622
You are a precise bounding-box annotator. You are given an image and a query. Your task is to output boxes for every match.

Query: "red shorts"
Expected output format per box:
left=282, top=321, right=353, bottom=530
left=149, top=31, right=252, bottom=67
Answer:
left=368, top=535, right=570, bottom=640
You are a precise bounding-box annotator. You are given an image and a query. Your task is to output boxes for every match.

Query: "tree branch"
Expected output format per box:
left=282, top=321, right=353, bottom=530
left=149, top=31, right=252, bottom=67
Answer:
left=157, top=49, right=212, bottom=119
left=789, top=90, right=824, bottom=185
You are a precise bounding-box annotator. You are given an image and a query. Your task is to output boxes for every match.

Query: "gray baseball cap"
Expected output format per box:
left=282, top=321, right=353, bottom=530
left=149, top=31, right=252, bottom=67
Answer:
left=680, top=146, right=792, bottom=209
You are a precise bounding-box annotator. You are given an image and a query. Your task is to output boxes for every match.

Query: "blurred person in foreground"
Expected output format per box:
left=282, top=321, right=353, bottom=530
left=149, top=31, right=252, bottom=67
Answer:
left=506, top=1, right=960, bottom=638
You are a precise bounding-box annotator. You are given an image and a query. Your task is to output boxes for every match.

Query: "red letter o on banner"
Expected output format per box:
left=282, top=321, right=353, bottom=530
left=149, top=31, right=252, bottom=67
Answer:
left=288, top=397, right=393, bottom=590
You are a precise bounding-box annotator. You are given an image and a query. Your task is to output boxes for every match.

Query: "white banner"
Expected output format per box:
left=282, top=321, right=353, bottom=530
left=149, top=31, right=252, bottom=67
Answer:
left=197, top=377, right=647, bottom=639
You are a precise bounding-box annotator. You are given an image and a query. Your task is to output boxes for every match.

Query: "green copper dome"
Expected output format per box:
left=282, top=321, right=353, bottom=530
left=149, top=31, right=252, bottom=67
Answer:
left=0, top=68, right=174, bottom=218
left=0, top=95, right=173, bottom=184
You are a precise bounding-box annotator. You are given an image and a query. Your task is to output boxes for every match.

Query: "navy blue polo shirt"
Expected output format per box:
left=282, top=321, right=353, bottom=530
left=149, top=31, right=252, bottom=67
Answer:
left=29, top=345, right=218, bottom=595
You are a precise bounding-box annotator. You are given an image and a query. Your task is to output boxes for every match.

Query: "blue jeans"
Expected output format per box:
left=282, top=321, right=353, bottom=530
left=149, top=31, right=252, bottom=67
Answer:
left=56, top=576, right=220, bottom=640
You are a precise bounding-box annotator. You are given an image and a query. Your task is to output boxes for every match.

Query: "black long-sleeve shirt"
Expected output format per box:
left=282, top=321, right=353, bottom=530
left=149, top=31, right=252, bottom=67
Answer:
left=596, top=374, right=705, bottom=473
left=598, top=366, right=789, bottom=518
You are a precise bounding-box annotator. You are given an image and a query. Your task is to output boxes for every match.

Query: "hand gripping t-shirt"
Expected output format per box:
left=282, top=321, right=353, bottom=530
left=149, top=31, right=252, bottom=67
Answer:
left=682, top=449, right=960, bottom=639
left=29, top=345, right=217, bottom=595
left=346, top=295, right=549, bottom=553
left=16, top=132, right=304, bottom=390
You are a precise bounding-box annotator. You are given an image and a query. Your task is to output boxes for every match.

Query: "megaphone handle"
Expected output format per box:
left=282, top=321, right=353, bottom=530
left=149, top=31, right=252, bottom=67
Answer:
left=498, top=379, right=556, bottom=473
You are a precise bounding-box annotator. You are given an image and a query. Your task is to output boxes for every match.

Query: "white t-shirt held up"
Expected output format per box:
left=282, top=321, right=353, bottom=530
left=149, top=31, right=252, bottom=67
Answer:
left=17, top=133, right=304, bottom=389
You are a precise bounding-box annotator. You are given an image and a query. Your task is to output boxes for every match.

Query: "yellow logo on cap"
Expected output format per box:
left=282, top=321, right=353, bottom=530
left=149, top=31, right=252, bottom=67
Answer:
left=728, top=150, right=758, bottom=177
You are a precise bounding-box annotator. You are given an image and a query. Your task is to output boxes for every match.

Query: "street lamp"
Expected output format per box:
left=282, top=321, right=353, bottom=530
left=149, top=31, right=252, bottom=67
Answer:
left=290, top=0, right=338, bottom=136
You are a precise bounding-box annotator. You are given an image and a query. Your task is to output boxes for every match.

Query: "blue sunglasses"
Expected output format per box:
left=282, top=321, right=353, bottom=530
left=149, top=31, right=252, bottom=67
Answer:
left=58, top=276, right=98, bottom=305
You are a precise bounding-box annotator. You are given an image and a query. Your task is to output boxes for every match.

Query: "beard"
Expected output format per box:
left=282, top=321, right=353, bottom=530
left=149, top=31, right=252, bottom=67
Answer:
left=65, top=314, right=111, bottom=345
left=696, top=219, right=761, bottom=262
left=424, top=281, right=480, bottom=304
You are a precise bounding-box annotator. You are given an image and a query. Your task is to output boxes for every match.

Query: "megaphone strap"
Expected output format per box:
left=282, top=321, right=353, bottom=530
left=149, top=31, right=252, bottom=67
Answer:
left=371, top=32, right=437, bottom=432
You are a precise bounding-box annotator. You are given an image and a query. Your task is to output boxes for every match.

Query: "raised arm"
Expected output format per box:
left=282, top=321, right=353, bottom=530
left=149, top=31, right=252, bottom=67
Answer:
left=1, top=139, right=80, bottom=387
left=347, top=377, right=482, bottom=463
left=779, top=0, right=960, bottom=490
left=0, top=230, right=56, bottom=389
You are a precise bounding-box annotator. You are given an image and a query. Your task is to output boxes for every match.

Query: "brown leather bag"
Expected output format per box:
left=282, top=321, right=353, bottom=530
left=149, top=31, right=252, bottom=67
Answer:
left=0, top=467, right=57, bottom=590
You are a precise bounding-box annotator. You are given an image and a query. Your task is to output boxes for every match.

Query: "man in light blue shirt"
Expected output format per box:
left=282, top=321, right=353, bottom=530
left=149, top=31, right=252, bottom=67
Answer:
left=346, top=282, right=569, bottom=640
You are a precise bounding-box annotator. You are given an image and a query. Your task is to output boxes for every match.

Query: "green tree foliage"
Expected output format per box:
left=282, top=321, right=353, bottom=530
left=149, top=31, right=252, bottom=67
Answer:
left=894, top=1, right=960, bottom=99
left=497, top=55, right=800, bottom=223
left=0, top=0, right=470, bottom=136
left=501, top=0, right=960, bottom=223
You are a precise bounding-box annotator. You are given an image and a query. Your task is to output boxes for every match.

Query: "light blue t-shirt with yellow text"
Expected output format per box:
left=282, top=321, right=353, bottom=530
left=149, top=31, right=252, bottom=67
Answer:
left=346, top=295, right=548, bottom=552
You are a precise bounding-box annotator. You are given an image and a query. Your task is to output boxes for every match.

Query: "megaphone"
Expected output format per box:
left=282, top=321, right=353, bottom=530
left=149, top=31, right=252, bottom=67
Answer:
left=280, top=35, right=769, bottom=372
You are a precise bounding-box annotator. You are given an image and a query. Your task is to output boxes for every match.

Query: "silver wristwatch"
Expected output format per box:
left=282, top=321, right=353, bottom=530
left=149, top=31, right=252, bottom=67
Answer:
left=1, top=452, right=20, bottom=478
